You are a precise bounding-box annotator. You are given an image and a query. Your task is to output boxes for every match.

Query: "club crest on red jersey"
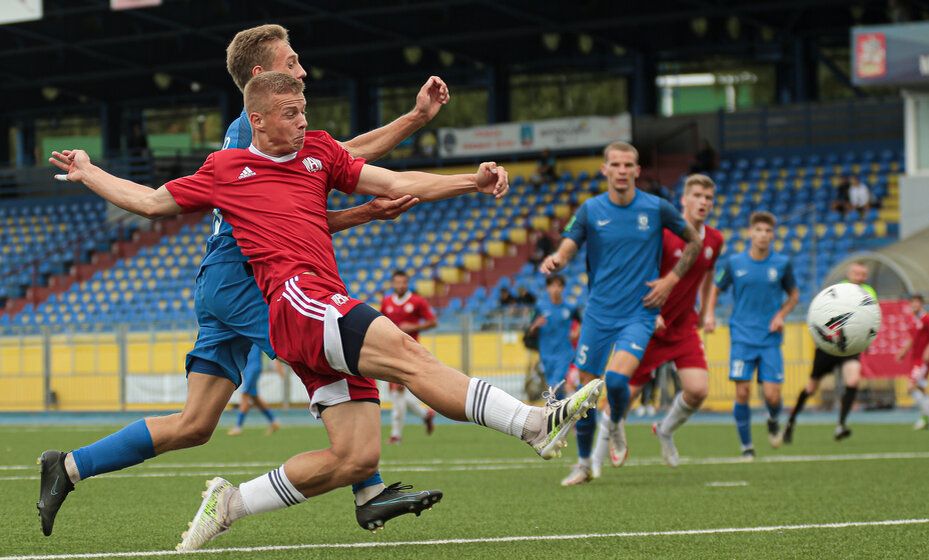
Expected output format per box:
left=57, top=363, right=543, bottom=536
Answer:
left=303, top=157, right=323, bottom=173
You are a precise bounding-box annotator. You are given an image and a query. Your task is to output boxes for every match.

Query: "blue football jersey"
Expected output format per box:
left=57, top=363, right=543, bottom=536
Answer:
left=563, top=190, right=688, bottom=326
left=533, top=299, right=578, bottom=360
left=715, top=250, right=797, bottom=346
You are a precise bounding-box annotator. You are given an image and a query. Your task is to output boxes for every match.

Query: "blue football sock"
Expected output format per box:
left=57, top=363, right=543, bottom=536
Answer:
left=574, top=408, right=597, bottom=459
left=71, top=419, right=156, bottom=480
left=236, top=411, right=246, bottom=428
left=352, top=471, right=384, bottom=495
left=260, top=408, right=276, bottom=422
left=605, top=371, right=630, bottom=423
left=734, top=402, right=752, bottom=448
left=765, top=399, right=782, bottom=420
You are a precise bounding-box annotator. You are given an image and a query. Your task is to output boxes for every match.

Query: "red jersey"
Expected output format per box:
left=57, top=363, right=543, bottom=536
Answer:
left=380, top=291, right=436, bottom=342
left=907, top=310, right=929, bottom=366
left=654, top=224, right=724, bottom=340
left=165, top=131, right=364, bottom=299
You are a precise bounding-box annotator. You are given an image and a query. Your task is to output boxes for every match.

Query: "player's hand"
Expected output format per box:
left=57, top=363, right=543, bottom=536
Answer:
left=397, top=322, right=419, bottom=334
left=412, top=76, right=450, bottom=123
left=642, top=273, right=679, bottom=309
left=895, top=349, right=906, bottom=362
left=50, top=149, right=92, bottom=183
left=703, top=314, right=716, bottom=333
left=367, top=195, right=419, bottom=221
left=655, top=315, right=666, bottom=331
left=540, top=254, right=563, bottom=274
left=769, top=314, right=785, bottom=333
left=475, top=162, right=509, bottom=199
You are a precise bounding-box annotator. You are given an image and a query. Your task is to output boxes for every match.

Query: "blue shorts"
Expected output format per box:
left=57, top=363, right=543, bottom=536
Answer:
left=185, top=262, right=276, bottom=387
left=574, top=317, right=655, bottom=376
left=540, top=351, right=574, bottom=388
left=729, top=342, right=784, bottom=384
left=240, top=344, right=263, bottom=396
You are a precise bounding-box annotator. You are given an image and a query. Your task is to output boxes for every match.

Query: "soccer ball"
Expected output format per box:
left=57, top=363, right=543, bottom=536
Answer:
left=807, top=283, right=882, bottom=357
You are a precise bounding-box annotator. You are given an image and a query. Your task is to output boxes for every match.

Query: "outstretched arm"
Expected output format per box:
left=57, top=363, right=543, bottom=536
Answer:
left=50, top=150, right=182, bottom=219
left=354, top=161, right=508, bottom=202
left=326, top=195, right=420, bottom=234
left=769, top=286, right=799, bottom=332
left=341, top=76, right=449, bottom=161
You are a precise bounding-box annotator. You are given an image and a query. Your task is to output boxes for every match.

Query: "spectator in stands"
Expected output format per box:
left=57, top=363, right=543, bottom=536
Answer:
left=531, top=148, right=558, bottom=187
left=690, top=139, right=716, bottom=174
left=848, top=175, right=871, bottom=218
left=516, top=286, right=537, bottom=307
left=529, top=230, right=555, bottom=267
left=831, top=175, right=852, bottom=215
left=499, top=287, right=517, bottom=309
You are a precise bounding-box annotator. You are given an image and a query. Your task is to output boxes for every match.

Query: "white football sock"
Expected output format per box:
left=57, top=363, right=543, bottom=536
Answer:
left=239, top=465, right=307, bottom=516
left=405, top=392, right=429, bottom=419
left=64, top=452, right=81, bottom=484
left=590, top=420, right=610, bottom=466
left=578, top=456, right=591, bottom=468
left=464, top=378, right=532, bottom=439
left=390, top=389, right=406, bottom=439
left=659, top=393, right=697, bottom=435
left=910, top=389, right=929, bottom=416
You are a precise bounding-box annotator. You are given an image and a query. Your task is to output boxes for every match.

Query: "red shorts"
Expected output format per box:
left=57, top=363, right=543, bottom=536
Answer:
left=269, top=274, right=380, bottom=418
left=630, top=329, right=708, bottom=387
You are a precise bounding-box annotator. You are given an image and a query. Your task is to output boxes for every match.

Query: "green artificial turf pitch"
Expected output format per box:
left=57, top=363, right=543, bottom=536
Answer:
left=1, top=419, right=926, bottom=559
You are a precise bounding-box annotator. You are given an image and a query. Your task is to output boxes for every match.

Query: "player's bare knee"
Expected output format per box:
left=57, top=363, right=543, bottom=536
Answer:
left=176, top=422, right=214, bottom=448
left=686, top=386, right=708, bottom=404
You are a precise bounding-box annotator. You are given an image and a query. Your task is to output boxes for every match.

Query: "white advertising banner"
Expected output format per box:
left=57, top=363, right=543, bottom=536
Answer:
left=438, top=114, right=631, bottom=158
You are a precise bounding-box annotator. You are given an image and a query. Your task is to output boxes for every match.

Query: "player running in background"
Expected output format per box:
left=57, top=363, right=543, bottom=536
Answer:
left=705, top=211, right=799, bottom=461
left=380, top=269, right=438, bottom=444
left=526, top=274, right=581, bottom=400
left=227, top=344, right=285, bottom=436
left=541, top=141, right=701, bottom=486
left=897, top=294, right=929, bottom=430
left=51, top=71, right=604, bottom=551
left=590, top=173, right=723, bottom=471
left=36, top=24, right=445, bottom=538
left=778, top=262, right=876, bottom=443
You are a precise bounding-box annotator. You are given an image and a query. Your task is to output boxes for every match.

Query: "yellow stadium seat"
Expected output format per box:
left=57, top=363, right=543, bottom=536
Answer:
left=464, top=254, right=483, bottom=271
left=357, top=269, right=369, bottom=281
left=416, top=279, right=436, bottom=297
left=486, top=240, right=507, bottom=257
left=531, top=216, right=551, bottom=231
left=774, top=240, right=784, bottom=252
left=795, top=224, right=808, bottom=238
left=508, top=228, right=528, bottom=244
left=395, top=256, right=408, bottom=269
left=438, top=266, right=463, bottom=283
left=853, top=222, right=866, bottom=236
left=874, top=221, right=887, bottom=237
left=815, top=224, right=827, bottom=237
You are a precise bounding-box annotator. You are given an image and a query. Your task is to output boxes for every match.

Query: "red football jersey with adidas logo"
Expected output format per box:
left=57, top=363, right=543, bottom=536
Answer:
left=165, top=131, right=365, bottom=300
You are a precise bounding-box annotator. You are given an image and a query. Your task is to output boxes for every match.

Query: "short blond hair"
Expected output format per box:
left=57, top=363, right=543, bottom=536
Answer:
left=603, top=141, right=639, bottom=163
left=226, top=24, right=290, bottom=92
left=750, top=210, right=777, bottom=228
left=683, top=173, right=716, bottom=194
left=244, top=71, right=305, bottom=116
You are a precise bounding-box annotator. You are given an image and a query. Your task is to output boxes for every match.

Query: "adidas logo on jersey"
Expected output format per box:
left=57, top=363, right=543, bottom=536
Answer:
left=237, top=167, right=256, bottom=180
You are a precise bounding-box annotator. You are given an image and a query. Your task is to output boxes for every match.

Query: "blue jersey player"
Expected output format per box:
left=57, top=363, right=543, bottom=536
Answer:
left=226, top=344, right=284, bottom=436
left=705, top=211, right=799, bottom=461
left=37, top=24, right=448, bottom=537
left=541, top=141, right=702, bottom=485
left=526, top=275, right=581, bottom=396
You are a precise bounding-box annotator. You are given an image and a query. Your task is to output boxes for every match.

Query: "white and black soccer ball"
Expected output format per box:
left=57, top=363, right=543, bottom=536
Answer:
left=807, top=283, right=882, bottom=357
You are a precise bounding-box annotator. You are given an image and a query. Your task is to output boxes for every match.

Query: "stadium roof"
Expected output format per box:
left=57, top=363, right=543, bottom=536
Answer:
left=0, top=0, right=908, bottom=114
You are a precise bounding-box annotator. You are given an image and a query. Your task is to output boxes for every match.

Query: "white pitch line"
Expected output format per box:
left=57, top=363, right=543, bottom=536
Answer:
left=1, top=518, right=926, bottom=560
left=705, top=481, right=749, bottom=487
left=2, top=451, right=929, bottom=481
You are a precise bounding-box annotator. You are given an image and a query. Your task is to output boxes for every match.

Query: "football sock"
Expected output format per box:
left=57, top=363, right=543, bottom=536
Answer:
left=260, top=407, right=276, bottom=422
left=659, top=392, right=696, bottom=434
left=70, top=419, right=155, bottom=481
left=239, top=465, right=306, bottom=516
left=789, top=389, right=810, bottom=424
left=605, top=371, right=631, bottom=423
left=405, top=393, right=429, bottom=419
left=839, top=386, right=858, bottom=425
left=590, top=417, right=610, bottom=466
left=910, top=389, right=929, bottom=416
left=391, top=390, right=406, bottom=439
left=464, top=378, right=532, bottom=439
left=574, top=407, right=597, bottom=459
left=353, top=472, right=385, bottom=506
left=578, top=456, right=592, bottom=469
left=236, top=411, right=246, bottom=428
left=734, top=402, right=752, bottom=448
left=765, top=398, right=782, bottom=421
